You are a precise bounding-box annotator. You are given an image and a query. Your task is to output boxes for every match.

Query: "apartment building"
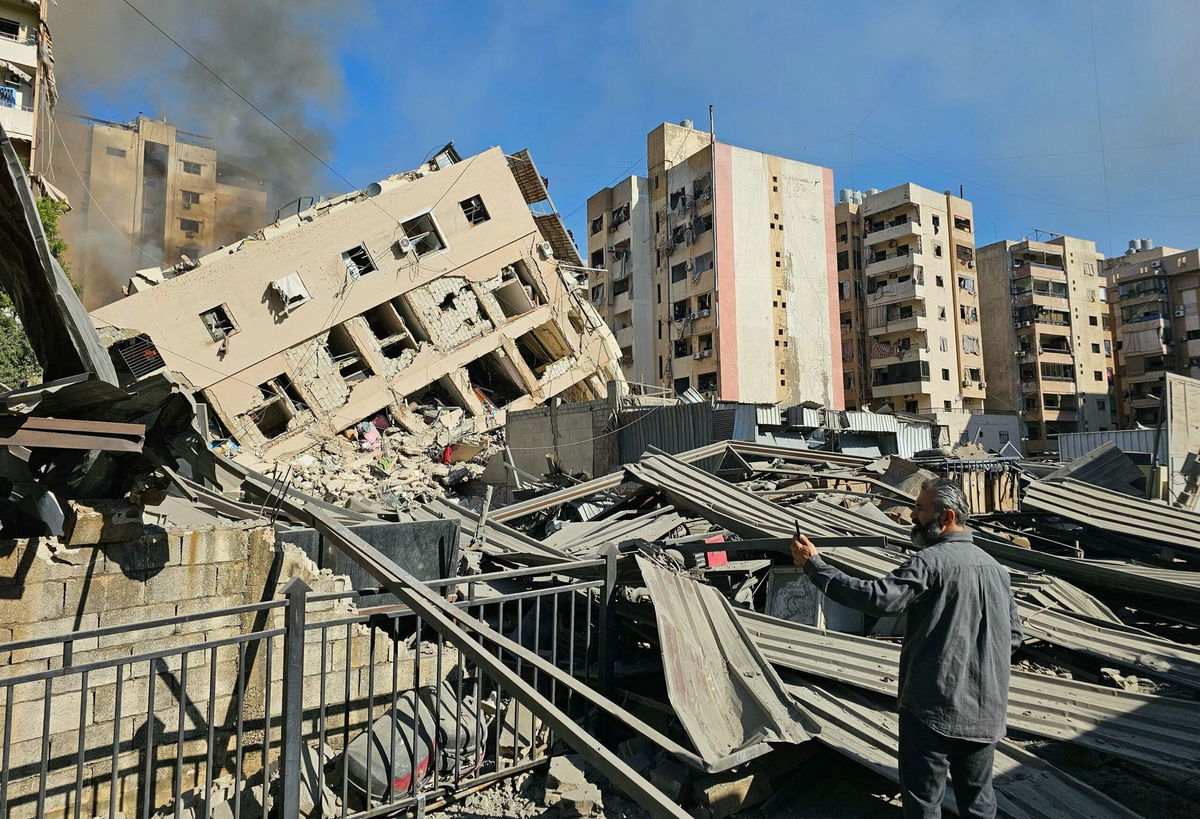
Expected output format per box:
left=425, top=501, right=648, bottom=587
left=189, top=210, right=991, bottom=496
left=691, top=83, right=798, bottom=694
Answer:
left=977, top=235, right=1112, bottom=454
left=54, top=114, right=270, bottom=309
left=91, top=144, right=623, bottom=459
left=585, top=120, right=841, bottom=407
left=836, top=184, right=985, bottom=415
left=0, top=0, right=54, bottom=171
left=1105, top=240, right=1200, bottom=426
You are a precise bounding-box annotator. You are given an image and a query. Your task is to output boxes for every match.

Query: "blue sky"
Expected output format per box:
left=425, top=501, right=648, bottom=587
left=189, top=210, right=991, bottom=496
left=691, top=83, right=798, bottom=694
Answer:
left=57, top=0, right=1200, bottom=258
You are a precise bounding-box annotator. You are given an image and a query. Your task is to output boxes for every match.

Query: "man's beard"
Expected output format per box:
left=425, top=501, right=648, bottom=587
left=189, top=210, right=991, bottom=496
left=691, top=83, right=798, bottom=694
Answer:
left=910, top=516, right=943, bottom=549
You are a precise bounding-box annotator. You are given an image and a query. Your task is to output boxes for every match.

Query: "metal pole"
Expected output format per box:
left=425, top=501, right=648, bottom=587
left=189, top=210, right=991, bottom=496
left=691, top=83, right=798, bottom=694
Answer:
left=278, top=577, right=310, bottom=818
left=597, top=543, right=618, bottom=699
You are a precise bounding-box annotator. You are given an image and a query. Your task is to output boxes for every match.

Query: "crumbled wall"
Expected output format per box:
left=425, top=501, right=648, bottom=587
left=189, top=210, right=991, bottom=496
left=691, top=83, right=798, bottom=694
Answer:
left=402, top=277, right=494, bottom=349
left=0, top=525, right=449, bottom=819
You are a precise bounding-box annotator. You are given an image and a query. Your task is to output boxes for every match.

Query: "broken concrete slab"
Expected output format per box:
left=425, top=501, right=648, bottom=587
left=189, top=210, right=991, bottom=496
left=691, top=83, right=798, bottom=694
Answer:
left=63, top=499, right=144, bottom=545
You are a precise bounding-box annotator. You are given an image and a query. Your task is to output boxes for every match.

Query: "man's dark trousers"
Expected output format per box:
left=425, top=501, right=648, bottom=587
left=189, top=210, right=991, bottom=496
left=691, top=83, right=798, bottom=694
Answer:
left=898, top=710, right=997, bottom=818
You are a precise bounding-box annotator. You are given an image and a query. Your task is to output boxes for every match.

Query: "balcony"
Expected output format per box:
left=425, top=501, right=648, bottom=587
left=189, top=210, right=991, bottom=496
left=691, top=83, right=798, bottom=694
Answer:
left=871, top=379, right=929, bottom=399
left=869, top=312, right=927, bottom=334
left=0, top=32, right=37, bottom=70
left=865, top=220, right=920, bottom=248
left=1039, top=376, right=1077, bottom=394
left=1014, top=289, right=1068, bottom=309
left=865, top=251, right=921, bottom=277
left=866, top=276, right=925, bottom=307
left=869, top=345, right=929, bottom=366
left=0, top=103, right=34, bottom=141
left=1039, top=408, right=1078, bottom=422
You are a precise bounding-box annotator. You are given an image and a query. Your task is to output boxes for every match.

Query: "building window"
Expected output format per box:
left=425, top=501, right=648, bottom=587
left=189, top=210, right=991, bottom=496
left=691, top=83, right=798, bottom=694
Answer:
left=269, top=273, right=311, bottom=313
left=199, top=305, right=236, bottom=341
left=671, top=261, right=689, bottom=283
left=1091, top=343, right=1101, bottom=353
left=179, top=218, right=201, bottom=235
left=837, top=251, right=849, bottom=271
left=694, top=252, right=714, bottom=273
left=0, top=18, right=19, bottom=40
left=941, top=368, right=950, bottom=381
left=932, top=215, right=941, bottom=233
left=839, top=281, right=850, bottom=301
left=590, top=215, right=603, bottom=235
left=934, top=245, right=943, bottom=258
left=999, top=431, right=1009, bottom=444
left=106, top=146, right=127, bottom=158
left=459, top=195, right=490, bottom=225
left=181, top=190, right=201, bottom=210
left=590, top=284, right=605, bottom=304
left=944, top=400, right=952, bottom=410
left=591, top=249, right=604, bottom=268
left=235, top=204, right=253, bottom=216
left=905, top=400, right=918, bottom=413
left=341, top=243, right=377, bottom=278
left=697, top=292, right=712, bottom=312
left=1094, top=370, right=1103, bottom=381
left=1089, top=315, right=1098, bottom=326
left=694, top=213, right=714, bottom=235
left=399, top=212, right=446, bottom=257
left=1098, top=399, right=1106, bottom=410
left=935, top=275, right=944, bottom=287
left=181, top=160, right=202, bottom=175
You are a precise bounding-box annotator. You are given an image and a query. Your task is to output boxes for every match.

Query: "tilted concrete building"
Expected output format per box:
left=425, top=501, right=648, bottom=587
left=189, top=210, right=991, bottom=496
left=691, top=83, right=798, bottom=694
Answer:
left=91, top=144, right=624, bottom=460
left=977, top=235, right=1114, bottom=454
left=585, top=120, right=841, bottom=407
left=1104, top=240, right=1200, bottom=426
left=0, top=0, right=54, bottom=172
left=54, top=114, right=270, bottom=309
left=836, top=184, right=985, bottom=415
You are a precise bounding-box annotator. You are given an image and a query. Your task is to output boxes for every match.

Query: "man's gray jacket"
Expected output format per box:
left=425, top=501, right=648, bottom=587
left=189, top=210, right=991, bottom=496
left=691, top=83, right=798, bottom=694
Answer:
left=802, top=530, right=1022, bottom=742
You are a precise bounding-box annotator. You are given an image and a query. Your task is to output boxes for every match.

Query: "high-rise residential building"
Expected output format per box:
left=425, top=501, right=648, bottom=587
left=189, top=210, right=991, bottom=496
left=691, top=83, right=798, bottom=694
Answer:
left=53, top=114, right=270, bottom=309
left=977, top=234, right=1113, bottom=454
left=584, top=120, right=841, bottom=407
left=0, top=0, right=54, bottom=172
left=836, top=184, right=985, bottom=415
left=1104, top=239, right=1200, bottom=426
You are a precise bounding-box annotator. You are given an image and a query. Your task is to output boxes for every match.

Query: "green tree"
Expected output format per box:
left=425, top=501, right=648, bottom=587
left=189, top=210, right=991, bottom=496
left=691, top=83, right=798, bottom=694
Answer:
left=0, top=197, right=76, bottom=390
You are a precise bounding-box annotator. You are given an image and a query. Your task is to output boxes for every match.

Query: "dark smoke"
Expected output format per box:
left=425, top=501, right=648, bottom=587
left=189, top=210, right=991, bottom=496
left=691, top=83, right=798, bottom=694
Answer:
left=50, top=0, right=361, bottom=214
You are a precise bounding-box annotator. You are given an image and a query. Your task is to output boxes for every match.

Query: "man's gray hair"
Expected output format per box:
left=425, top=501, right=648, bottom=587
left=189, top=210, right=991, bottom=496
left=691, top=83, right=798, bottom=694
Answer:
left=921, top=477, right=970, bottom=525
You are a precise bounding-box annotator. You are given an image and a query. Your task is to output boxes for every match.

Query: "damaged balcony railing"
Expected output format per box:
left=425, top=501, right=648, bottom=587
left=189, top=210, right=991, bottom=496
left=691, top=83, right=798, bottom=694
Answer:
left=0, top=558, right=611, bottom=819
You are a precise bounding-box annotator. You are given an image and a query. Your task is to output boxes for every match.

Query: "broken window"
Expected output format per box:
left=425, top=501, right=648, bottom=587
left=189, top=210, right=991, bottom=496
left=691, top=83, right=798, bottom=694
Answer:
left=591, top=249, right=604, bottom=269
left=106, top=146, right=126, bottom=158
left=692, top=174, right=712, bottom=201
left=251, top=399, right=292, bottom=440
left=671, top=261, right=689, bottom=283
left=953, top=216, right=972, bottom=233
left=326, top=324, right=373, bottom=383
left=465, top=351, right=526, bottom=406
left=590, top=215, right=603, bottom=235
left=493, top=276, right=538, bottom=318
left=956, top=244, right=975, bottom=263
left=610, top=203, right=630, bottom=227
left=341, top=243, right=377, bottom=278
left=694, top=252, right=714, bottom=274
left=181, top=160, right=202, bottom=175
left=697, top=292, right=712, bottom=313
left=693, top=213, right=713, bottom=235
left=674, top=376, right=691, bottom=394
left=199, top=305, right=236, bottom=341
left=697, top=333, right=713, bottom=354
left=398, top=213, right=446, bottom=257
left=613, top=277, right=630, bottom=298
left=179, top=218, right=201, bottom=236
left=514, top=322, right=571, bottom=376
left=181, top=190, right=201, bottom=210
left=697, top=372, right=717, bottom=393
left=269, top=273, right=311, bottom=314
left=673, top=299, right=690, bottom=321
left=673, top=338, right=692, bottom=358
left=459, top=195, right=490, bottom=226
left=590, top=284, right=605, bottom=305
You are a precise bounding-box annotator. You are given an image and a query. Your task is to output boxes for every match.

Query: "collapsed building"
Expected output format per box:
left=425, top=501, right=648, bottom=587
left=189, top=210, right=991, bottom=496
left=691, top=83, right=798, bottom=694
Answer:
left=90, top=143, right=624, bottom=486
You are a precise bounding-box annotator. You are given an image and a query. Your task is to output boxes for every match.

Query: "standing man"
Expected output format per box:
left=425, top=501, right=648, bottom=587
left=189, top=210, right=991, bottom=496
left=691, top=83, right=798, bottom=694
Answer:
left=791, top=478, right=1022, bottom=818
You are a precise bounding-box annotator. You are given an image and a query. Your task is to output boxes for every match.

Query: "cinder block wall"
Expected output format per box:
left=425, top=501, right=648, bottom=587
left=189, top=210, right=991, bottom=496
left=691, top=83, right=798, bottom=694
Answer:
left=0, top=524, right=450, bottom=819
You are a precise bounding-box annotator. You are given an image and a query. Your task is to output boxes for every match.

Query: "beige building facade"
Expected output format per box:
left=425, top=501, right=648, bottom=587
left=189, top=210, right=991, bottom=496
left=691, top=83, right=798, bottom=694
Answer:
left=0, top=0, right=53, bottom=172
left=54, top=114, right=269, bottom=309
left=585, top=120, right=841, bottom=407
left=837, top=184, right=985, bottom=415
left=1105, top=241, right=1200, bottom=426
left=92, top=145, right=623, bottom=459
left=977, top=235, right=1113, bottom=453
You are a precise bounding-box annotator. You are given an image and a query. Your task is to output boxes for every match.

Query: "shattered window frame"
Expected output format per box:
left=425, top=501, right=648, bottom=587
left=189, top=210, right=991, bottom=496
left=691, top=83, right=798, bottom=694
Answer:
left=341, top=244, right=378, bottom=279
left=399, top=212, right=447, bottom=258
left=181, top=160, right=203, bottom=175
left=459, top=195, right=490, bottom=226
left=179, top=217, right=202, bottom=236
left=199, top=305, right=237, bottom=342
left=181, top=190, right=201, bottom=210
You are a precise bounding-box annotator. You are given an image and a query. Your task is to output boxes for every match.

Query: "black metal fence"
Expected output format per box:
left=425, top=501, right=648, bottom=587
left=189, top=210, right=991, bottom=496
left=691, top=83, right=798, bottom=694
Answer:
left=0, top=556, right=613, bottom=818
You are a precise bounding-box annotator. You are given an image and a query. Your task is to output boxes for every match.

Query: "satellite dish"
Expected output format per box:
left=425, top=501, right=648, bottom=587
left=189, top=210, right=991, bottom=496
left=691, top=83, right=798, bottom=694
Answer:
left=365, top=182, right=382, bottom=197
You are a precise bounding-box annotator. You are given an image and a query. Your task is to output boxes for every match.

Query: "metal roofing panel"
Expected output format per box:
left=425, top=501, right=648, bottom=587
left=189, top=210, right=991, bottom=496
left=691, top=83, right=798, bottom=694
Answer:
left=617, top=402, right=713, bottom=464
left=532, top=212, right=583, bottom=267
left=1055, top=428, right=1164, bottom=462
left=756, top=405, right=783, bottom=427
left=740, top=609, right=1200, bottom=775
left=638, top=558, right=814, bottom=769
left=844, top=410, right=899, bottom=433
left=1044, top=441, right=1143, bottom=495
left=895, top=422, right=933, bottom=459
left=506, top=149, right=550, bottom=205
left=791, top=679, right=1138, bottom=819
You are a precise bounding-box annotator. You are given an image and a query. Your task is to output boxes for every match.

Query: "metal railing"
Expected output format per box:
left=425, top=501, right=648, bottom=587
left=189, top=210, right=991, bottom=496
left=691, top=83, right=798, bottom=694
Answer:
left=0, top=557, right=612, bottom=818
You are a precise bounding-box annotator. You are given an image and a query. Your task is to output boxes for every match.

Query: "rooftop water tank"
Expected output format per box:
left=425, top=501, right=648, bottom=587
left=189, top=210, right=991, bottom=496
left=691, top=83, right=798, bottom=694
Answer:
left=680, top=119, right=695, bottom=129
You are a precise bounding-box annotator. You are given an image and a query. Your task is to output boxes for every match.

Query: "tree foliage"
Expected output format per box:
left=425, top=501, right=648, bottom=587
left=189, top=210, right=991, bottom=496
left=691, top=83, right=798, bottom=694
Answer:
left=0, top=197, right=76, bottom=390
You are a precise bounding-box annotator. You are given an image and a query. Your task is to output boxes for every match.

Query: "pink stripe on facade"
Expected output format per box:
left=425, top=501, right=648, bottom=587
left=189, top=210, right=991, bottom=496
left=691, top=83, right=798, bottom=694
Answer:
left=823, top=166, right=844, bottom=410
left=714, top=142, right=739, bottom=400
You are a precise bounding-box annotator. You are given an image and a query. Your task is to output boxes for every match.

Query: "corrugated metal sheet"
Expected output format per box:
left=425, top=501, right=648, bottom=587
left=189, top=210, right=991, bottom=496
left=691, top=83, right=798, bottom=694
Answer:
left=844, top=410, right=899, bottom=433
left=639, top=558, right=815, bottom=770
left=617, top=401, right=713, bottom=463
left=755, top=405, right=783, bottom=427
left=1056, top=429, right=1165, bottom=462
left=740, top=609, right=1200, bottom=775
left=787, top=406, right=822, bottom=428
left=838, top=434, right=883, bottom=459
left=1024, top=478, right=1200, bottom=556
left=791, top=679, right=1138, bottom=819
left=711, top=409, right=736, bottom=442
left=1044, top=442, right=1143, bottom=494
left=895, top=421, right=933, bottom=459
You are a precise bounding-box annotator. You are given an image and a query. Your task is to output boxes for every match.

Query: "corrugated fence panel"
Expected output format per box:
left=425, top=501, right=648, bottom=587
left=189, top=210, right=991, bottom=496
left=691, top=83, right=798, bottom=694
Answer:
left=896, top=423, right=933, bottom=459
left=1056, top=429, right=1164, bottom=462
left=618, top=401, right=714, bottom=463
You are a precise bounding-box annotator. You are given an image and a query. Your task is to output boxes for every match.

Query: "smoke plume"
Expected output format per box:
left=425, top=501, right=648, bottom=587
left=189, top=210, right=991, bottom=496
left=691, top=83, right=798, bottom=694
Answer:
left=50, top=0, right=358, bottom=206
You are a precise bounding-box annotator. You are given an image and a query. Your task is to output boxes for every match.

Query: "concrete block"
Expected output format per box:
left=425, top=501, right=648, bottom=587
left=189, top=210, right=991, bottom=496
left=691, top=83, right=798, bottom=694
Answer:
left=60, top=574, right=146, bottom=616
left=546, top=753, right=588, bottom=791
left=97, top=602, right=178, bottom=648
left=144, top=564, right=218, bottom=604
left=9, top=613, right=100, bottom=662
left=101, top=531, right=177, bottom=574
left=556, top=782, right=603, bottom=817
left=63, top=500, right=145, bottom=547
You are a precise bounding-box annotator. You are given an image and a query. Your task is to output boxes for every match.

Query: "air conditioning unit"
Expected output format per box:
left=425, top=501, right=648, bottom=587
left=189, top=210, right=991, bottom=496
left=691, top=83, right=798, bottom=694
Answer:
left=537, top=241, right=554, bottom=259
left=962, top=378, right=972, bottom=387
left=185, top=230, right=197, bottom=238
left=606, top=244, right=616, bottom=253
left=698, top=349, right=713, bottom=358
left=967, top=260, right=976, bottom=268
left=685, top=259, right=695, bottom=271
left=396, top=235, right=414, bottom=255
left=979, top=381, right=987, bottom=390
left=693, top=351, right=703, bottom=360
left=1151, top=260, right=1163, bottom=268
left=1175, top=306, right=1187, bottom=317
left=695, top=309, right=711, bottom=319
